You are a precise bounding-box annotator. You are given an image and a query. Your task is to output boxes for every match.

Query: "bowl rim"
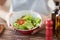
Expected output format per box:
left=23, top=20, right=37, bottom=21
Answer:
left=10, top=10, right=42, bottom=31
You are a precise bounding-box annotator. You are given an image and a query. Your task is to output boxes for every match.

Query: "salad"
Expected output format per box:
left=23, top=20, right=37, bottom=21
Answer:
left=13, top=14, right=41, bottom=30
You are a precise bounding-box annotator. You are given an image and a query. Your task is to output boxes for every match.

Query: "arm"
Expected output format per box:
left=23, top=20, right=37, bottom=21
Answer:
left=0, top=0, right=6, bottom=6
left=54, top=0, right=60, bottom=2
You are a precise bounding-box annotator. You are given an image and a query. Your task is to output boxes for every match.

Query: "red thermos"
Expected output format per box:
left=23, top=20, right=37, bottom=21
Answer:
left=45, top=19, right=53, bottom=40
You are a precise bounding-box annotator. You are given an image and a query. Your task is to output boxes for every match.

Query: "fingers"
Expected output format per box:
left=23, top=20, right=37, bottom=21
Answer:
left=0, top=24, right=5, bottom=33
left=8, top=25, right=14, bottom=31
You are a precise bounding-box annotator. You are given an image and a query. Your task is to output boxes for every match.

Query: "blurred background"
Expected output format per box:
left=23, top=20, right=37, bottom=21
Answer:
left=0, top=0, right=60, bottom=20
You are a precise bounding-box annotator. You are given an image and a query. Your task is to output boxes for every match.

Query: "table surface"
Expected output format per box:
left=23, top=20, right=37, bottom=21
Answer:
left=0, top=14, right=57, bottom=40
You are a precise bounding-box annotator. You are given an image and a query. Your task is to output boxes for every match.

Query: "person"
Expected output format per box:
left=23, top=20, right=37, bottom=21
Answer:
left=0, top=0, right=55, bottom=34
left=12, top=0, right=49, bottom=15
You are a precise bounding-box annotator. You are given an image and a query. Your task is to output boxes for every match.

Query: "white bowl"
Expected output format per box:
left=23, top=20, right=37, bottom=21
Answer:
left=6, top=10, right=42, bottom=34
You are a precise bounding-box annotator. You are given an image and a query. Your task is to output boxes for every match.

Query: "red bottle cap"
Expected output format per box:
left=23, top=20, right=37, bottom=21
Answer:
left=45, top=19, right=53, bottom=27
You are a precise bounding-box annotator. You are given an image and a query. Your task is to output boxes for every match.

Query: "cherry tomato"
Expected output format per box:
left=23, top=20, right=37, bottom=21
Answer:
left=17, top=19, right=25, bottom=25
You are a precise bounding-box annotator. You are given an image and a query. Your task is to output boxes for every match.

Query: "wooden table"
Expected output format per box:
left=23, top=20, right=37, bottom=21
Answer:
left=0, top=14, right=57, bottom=40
